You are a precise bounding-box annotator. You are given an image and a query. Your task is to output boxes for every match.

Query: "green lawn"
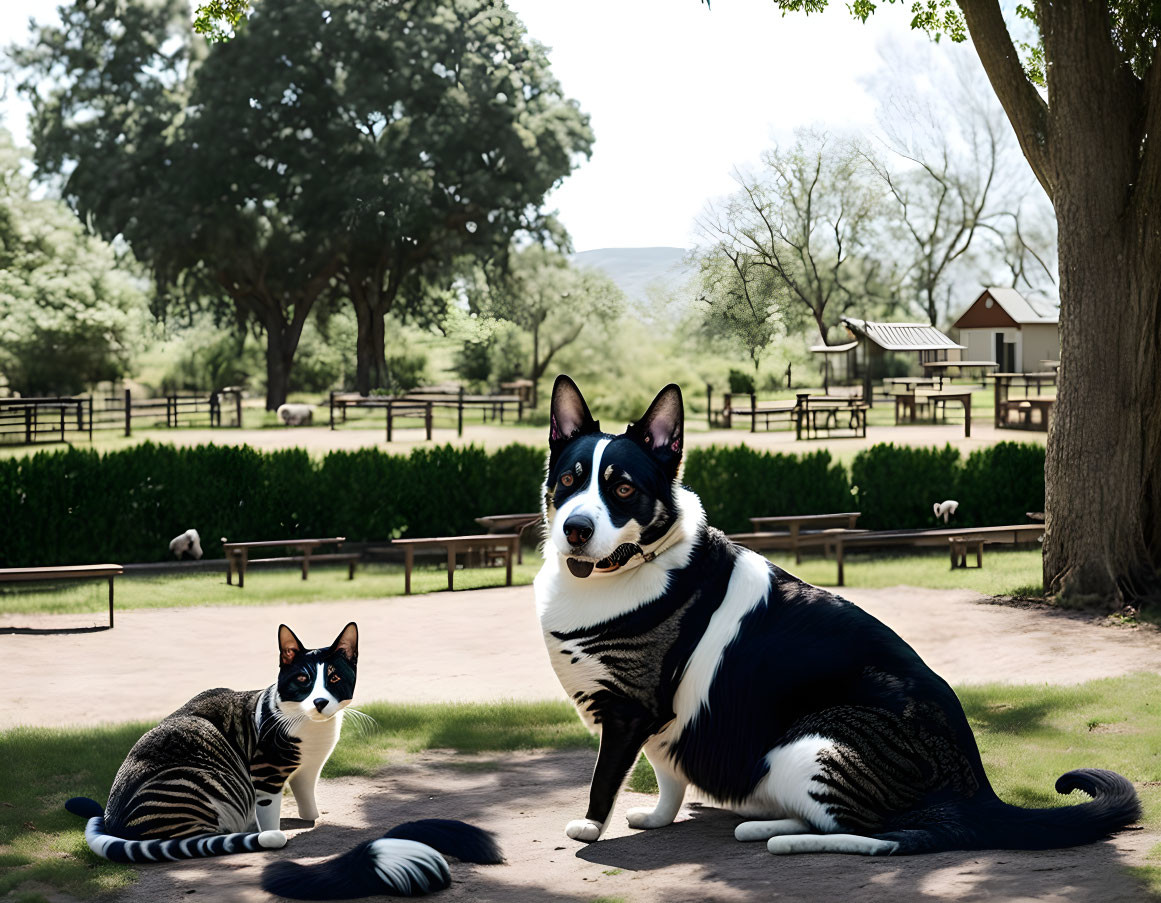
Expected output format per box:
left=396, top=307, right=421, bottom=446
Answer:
left=0, top=561, right=543, bottom=617
left=3, top=676, right=1160, bottom=901
left=766, top=546, right=1044, bottom=596
left=0, top=549, right=1043, bottom=619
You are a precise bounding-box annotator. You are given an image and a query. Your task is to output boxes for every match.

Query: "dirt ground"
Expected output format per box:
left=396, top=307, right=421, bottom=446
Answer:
left=8, top=584, right=1160, bottom=901
left=90, top=418, right=1042, bottom=459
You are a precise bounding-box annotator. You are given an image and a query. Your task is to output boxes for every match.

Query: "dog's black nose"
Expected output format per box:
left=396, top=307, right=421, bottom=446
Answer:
left=313, top=697, right=329, bottom=712
left=563, top=514, right=594, bottom=547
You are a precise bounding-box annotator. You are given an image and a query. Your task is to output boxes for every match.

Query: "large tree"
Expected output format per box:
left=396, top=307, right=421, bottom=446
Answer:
left=0, top=129, right=146, bottom=395
left=697, top=129, right=895, bottom=345
left=14, top=0, right=591, bottom=406
left=768, top=1, right=1161, bottom=606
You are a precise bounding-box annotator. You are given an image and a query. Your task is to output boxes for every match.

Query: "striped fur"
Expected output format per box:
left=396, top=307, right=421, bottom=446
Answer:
left=68, top=623, right=358, bottom=862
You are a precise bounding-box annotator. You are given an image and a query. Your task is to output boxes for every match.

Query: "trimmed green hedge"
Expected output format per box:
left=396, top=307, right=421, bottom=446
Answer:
left=0, top=440, right=1045, bottom=567
left=0, top=443, right=546, bottom=567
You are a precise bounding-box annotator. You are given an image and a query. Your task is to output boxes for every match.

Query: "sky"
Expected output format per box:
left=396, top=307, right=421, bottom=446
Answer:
left=1, top=0, right=970, bottom=252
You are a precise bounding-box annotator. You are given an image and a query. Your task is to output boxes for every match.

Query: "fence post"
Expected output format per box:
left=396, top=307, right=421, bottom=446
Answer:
left=329, top=390, right=335, bottom=430
left=425, top=401, right=433, bottom=440
left=87, top=396, right=92, bottom=442
left=723, top=393, right=732, bottom=429
left=750, top=392, right=757, bottom=433
left=706, top=383, right=713, bottom=429
left=457, top=386, right=464, bottom=437
left=24, top=406, right=31, bottom=444
left=386, top=401, right=393, bottom=442
left=60, top=402, right=66, bottom=442
left=124, top=388, right=132, bottom=437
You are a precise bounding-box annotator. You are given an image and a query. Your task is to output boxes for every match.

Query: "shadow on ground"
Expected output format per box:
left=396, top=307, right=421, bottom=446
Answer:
left=118, top=748, right=1154, bottom=903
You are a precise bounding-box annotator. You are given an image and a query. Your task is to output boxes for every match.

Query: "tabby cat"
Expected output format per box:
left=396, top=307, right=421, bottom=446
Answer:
left=66, top=622, right=358, bottom=862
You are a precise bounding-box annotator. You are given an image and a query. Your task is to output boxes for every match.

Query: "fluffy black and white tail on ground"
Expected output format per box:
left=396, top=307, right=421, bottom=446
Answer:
left=261, top=819, right=503, bottom=899
left=65, top=797, right=287, bottom=862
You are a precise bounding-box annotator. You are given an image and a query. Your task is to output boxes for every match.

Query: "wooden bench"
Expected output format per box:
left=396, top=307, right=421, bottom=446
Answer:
left=949, top=535, right=985, bottom=569
left=392, top=533, right=519, bottom=594
left=221, top=537, right=357, bottom=588
left=0, top=564, right=123, bottom=628
left=745, top=512, right=862, bottom=563
left=894, top=388, right=975, bottom=438
left=793, top=394, right=867, bottom=440
left=474, top=513, right=541, bottom=564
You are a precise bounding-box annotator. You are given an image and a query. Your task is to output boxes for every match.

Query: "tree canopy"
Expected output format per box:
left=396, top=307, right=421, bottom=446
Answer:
left=0, top=129, right=147, bottom=396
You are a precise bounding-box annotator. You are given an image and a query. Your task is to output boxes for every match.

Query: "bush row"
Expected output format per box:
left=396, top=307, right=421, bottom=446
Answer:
left=0, top=440, right=1045, bottom=567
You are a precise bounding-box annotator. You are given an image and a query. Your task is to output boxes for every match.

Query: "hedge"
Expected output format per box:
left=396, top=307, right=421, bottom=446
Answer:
left=0, top=440, right=1045, bottom=567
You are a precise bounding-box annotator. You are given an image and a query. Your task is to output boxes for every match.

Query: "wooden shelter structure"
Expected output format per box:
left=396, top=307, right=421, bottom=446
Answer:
left=840, top=317, right=964, bottom=407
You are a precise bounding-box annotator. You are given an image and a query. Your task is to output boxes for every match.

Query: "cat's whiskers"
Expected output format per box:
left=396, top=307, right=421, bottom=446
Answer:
left=341, top=706, right=377, bottom=737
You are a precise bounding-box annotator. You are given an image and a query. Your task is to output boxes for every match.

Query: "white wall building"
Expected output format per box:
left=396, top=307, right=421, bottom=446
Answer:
left=952, top=288, right=1059, bottom=373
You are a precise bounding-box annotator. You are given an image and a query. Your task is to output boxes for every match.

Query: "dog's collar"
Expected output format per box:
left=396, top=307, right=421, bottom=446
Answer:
left=565, top=519, right=687, bottom=579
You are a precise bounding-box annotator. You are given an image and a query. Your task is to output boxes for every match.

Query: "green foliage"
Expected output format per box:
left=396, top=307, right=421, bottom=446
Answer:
left=192, top=0, right=249, bottom=41
left=957, top=441, right=1046, bottom=527
left=0, top=442, right=546, bottom=567
left=849, top=443, right=961, bottom=530
left=161, top=322, right=261, bottom=392
left=0, top=130, right=148, bottom=395
left=682, top=446, right=851, bottom=533
left=727, top=369, right=756, bottom=394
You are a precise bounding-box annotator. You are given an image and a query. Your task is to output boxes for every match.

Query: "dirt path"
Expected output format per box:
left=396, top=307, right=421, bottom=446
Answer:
left=5, top=585, right=1158, bottom=730
left=8, top=585, right=1159, bottom=901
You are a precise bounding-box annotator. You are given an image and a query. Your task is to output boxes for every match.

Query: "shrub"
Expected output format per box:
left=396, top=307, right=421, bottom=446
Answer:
left=849, top=443, right=962, bottom=530
left=683, top=446, right=850, bottom=533
left=957, top=442, right=1046, bottom=528
left=727, top=368, right=756, bottom=394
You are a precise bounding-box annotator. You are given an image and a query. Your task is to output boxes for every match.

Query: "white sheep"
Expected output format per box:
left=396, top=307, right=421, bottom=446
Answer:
left=933, top=500, right=959, bottom=524
left=277, top=403, right=314, bottom=426
left=169, top=528, right=203, bottom=560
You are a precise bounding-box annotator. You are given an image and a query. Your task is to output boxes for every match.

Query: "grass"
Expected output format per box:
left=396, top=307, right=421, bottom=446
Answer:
left=765, top=546, right=1044, bottom=596
left=4, top=675, right=1160, bottom=900
left=0, top=561, right=542, bottom=617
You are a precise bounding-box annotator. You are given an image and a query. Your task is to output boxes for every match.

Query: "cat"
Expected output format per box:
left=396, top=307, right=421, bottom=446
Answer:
left=65, top=622, right=358, bottom=862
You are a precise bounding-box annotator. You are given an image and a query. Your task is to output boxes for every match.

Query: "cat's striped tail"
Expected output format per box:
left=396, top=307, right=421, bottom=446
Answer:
left=65, top=797, right=286, bottom=862
left=261, top=819, right=503, bottom=899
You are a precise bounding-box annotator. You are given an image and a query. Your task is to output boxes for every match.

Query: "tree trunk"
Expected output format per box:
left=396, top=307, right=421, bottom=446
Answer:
left=263, top=318, right=296, bottom=411
left=531, top=321, right=540, bottom=408
left=350, top=272, right=391, bottom=394
left=353, top=294, right=374, bottom=396
left=1043, top=192, right=1161, bottom=607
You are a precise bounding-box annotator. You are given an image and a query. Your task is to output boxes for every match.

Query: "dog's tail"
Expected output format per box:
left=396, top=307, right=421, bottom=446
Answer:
left=261, top=819, right=502, bottom=899
left=66, top=798, right=286, bottom=862
left=877, top=768, right=1140, bottom=854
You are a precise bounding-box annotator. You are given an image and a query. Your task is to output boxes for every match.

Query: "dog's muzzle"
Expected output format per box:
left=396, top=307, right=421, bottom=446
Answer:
left=566, top=542, right=643, bottom=579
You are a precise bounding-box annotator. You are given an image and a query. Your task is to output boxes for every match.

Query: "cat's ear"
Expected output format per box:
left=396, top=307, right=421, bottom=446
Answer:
left=550, top=375, right=599, bottom=446
left=278, top=624, right=305, bottom=666
left=626, top=383, right=683, bottom=474
left=331, top=622, right=358, bottom=663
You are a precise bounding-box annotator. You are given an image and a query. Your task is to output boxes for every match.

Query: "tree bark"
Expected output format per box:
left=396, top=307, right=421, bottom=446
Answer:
left=262, top=309, right=306, bottom=411
left=959, top=0, right=1161, bottom=604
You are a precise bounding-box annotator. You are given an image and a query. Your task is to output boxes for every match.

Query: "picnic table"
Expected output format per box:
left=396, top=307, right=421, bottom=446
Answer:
left=883, top=376, right=946, bottom=393
left=894, top=387, right=976, bottom=437
left=0, top=564, right=122, bottom=628
left=746, top=512, right=862, bottom=563
left=474, top=513, right=542, bottom=564
left=392, top=533, right=520, bottom=594
left=221, top=537, right=356, bottom=588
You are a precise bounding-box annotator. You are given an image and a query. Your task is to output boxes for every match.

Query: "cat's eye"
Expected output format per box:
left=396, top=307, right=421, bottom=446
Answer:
left=328, top=673, right=341, bottom=684
left=615, top=483, right=635, bottom=498
left=295, top=675, right=309, bottom=683
left=560, top=473, right=574, bottom=487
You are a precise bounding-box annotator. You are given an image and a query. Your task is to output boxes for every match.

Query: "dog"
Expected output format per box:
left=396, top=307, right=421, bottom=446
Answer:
left=534, top=375, right=1138, bottom=856
left=168, top=528, right=203, bottom=560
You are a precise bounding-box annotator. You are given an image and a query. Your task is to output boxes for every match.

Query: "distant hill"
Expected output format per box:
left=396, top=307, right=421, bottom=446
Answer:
left=571, top=247, right=691, bottom=305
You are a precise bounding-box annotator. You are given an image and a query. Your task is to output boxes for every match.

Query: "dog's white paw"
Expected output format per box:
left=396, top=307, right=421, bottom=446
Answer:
left=626, top=807, right=672, bottom=830
left=565, top=819, right=603, bottom=842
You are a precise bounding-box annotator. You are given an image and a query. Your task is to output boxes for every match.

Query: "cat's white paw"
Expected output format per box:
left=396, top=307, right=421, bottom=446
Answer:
left=565, top=818, right=603, bottom=842
left=626, top=806, right=672, bottom=830
left=297, top=804, right=319, bottom=821
left=258, top=830, right=287, bottom=849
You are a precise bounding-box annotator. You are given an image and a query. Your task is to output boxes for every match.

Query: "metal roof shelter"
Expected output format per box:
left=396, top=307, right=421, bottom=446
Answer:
left=842, top=318, right=965, bottom=352
left=809, top=341, right=859, bottom=392
left=841, top=318, right=965, bottom=406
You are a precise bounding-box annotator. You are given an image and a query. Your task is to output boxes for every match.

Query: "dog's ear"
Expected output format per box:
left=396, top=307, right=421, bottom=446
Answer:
left=627, top=384, right=683, bottom=474
left=550, top=375, right=599, bottom=446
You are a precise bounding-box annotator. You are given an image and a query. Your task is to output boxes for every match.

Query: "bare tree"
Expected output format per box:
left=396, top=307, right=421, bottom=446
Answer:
left=697, top=129, right=893, bottom=346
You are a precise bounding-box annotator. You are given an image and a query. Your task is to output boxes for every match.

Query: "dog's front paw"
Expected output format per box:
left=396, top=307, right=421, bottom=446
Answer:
left=565, top=818, right=603, bottom=842
left=626, top=806, right=672, bottom=830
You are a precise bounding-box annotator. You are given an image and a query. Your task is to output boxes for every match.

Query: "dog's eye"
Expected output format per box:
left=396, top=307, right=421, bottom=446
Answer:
left=560, top=473, right=574, bottom=487
left=328, top=673, right=341, bottom=684
left=295, top=674, right=310, bottom=683
left=615, top=483, right=635, bottom=499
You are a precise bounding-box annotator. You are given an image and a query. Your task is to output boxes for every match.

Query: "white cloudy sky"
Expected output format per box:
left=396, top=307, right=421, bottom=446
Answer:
left=1, top=0, right=988, bottom=251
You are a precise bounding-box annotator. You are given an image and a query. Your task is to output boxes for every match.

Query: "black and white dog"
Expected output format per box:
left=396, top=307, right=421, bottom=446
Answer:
left=534, top=375, right=1139, bottom=855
